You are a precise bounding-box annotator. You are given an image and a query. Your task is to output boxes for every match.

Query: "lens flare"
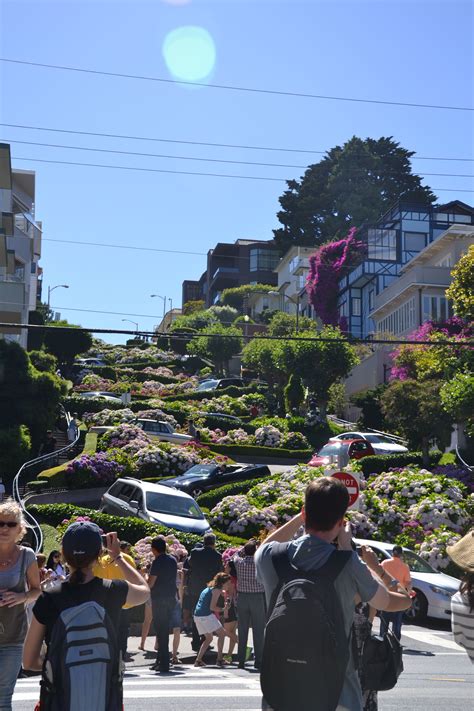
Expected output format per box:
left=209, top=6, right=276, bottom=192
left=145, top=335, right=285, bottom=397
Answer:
left=162, top=26, right=216, bottom=83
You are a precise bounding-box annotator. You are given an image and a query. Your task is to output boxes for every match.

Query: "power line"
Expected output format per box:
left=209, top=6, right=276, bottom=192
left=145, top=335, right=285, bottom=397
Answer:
left=1, top=321, right=473, bottom=347
left=10, top=155, right=474, bottom=191
left=2, top=122, right=473, bottom=162
left=2, top=58, right=473, bottom=112
left=4, top=139, right=474, bottom=178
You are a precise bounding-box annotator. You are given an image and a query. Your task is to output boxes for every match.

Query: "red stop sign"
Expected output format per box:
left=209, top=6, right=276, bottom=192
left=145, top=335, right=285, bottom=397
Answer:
left=331, top=472, right=360, bottom=507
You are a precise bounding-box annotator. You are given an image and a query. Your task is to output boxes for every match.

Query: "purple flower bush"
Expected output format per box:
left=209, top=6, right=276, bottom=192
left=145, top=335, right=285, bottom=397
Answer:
left=65, top=453, right=124, bottom=489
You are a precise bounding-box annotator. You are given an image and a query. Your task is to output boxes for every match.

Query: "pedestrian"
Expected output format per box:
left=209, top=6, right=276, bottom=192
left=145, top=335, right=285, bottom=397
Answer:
left=67, top=413, right=79, bottom=443
left=138, top=564, right=154, bottom=652
left=255, top=477, right=412, bottom=711
left=0, top=478, right=5, bottom=503
left=148, top=536, right=178, bottom=673
left=0, top=499, right=41, bottom=711
left=184, top=532, right=223, bottom=652
left=92, top=541, right=138, bottom=662
left=232, top=540, right=266, bottom=670
left=447, top=529, right=474, bottom=664
left=221, top=548, right=239, bottom=662
left=379, top=545, right=412, bottom=640
left=193, top=572, right=232, bottom=667
left=23, top=525, right=149, bottom=710
left=46, top=550, right=67, bottom=580
left=38, top=430, right=57, bottom=457
left=188, top=419, right=197, bottom=439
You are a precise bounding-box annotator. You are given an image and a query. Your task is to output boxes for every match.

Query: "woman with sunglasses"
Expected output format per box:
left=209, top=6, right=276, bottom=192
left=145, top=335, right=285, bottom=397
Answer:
left=0, top=499, right=41, bottom=711
left=46, top=549, right=67, bottom=580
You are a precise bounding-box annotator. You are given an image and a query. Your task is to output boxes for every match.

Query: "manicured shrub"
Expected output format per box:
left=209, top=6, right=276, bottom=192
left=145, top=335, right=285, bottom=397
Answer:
left=203, top=443, right=312, bottom=460
left=196, top=477, right=269, bottom=509
left=358, top=451, right=442, bottom=477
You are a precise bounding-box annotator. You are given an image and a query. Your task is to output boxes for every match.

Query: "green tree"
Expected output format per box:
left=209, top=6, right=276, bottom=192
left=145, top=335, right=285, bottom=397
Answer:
left=440, top=372, right=474, bottom=438
left=207, top=305, right=239, bottom=325
left=350, top=384, right=388, bottom=430
left=241, top=337, right=285, bottom=388
left=381, top=379, right=451, bottom=466
left=187, top=324, right=243, bottom=375
left=274, top=136, right=436, bottom=250
left=220, top=284, right=275, bottom=311
left=27, top=310, right=46, bottom=351
left=267, top=311, right=316, bottom=336
left=446, top=244, right=474, bottom=320
left=170, top=310, right=217, bottom=332
left=43, top=320, right=93, bottom=365
left=327, top=381, right=347, bottom=418
left=28, top=350, right=58, bottom=373
left=284, top=374, right=305, bottom=413
left=183, top=300, right=205, bottom=315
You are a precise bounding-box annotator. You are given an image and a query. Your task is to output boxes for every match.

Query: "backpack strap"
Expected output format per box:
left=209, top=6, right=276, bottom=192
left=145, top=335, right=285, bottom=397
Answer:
left=270, top=541, right=294, bottom=581
left=316, top=549, right=353, bottom=583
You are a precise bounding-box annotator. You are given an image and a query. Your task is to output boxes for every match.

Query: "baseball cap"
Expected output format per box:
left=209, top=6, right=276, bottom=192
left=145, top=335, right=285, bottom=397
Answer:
left=62, top=521, right=102, bottom=558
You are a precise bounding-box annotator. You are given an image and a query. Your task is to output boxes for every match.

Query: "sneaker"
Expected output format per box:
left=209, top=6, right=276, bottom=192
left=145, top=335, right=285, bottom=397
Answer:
left=245, top=646, right=253, bottom=662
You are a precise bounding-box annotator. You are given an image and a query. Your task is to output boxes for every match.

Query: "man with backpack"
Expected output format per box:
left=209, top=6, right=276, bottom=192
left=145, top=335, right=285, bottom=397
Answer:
left=255, top=477, right=411, bottom=711
left=22, top=522, right=150, bottom=711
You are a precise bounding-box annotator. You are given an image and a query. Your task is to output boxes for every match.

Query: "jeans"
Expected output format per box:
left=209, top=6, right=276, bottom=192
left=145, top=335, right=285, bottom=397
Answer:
left=380, top=610, right=404, bottom=640
left=118, top=608, right=131, bottom=656
left=0, top=644, right=23, bottom=711
left=237, top=592, right=266, bottom=667
left=152, top=597, right=176, bottom=671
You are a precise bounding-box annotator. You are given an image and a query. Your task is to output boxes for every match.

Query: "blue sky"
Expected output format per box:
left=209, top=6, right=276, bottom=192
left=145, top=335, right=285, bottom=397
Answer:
left=1, top=0, right=473, bottom=344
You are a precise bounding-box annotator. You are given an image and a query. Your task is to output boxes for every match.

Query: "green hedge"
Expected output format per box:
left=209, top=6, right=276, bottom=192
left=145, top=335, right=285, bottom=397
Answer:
left=196, top=477, right=268, bottom=510
left=27, top=503, right=246, bottom=549
left=197, top=413, right=255, bottom=434
left=164, top=385, right=263, bottom=402
left=62, top=396, right=125, bottom=416
left=359, top=450, right=443, bottom=477
left=205, top=443, right=312, bottom=460
left=36, top=433, right=98, bottom=487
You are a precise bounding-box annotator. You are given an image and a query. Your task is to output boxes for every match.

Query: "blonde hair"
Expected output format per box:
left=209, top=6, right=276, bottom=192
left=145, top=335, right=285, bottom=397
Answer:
left=0, top=498, right=27, bottom=542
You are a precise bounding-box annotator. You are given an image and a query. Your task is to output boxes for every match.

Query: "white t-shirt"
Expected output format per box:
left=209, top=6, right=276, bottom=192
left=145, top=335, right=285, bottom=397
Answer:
left=451, top=590, right=474, bottom=664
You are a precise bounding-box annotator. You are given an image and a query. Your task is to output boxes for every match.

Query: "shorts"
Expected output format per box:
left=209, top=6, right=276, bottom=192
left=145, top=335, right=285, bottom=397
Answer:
left=194, top=614, right=223, bottom=636
left=170, top=600, right=182, bottom=630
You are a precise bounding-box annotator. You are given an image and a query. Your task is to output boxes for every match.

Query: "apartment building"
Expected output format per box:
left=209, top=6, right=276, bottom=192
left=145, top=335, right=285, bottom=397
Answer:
left=0, top=143, right=42, bottom=348
left=337, top=199, right=474, bottom=338
left=181, top=238, right=279, bottom=308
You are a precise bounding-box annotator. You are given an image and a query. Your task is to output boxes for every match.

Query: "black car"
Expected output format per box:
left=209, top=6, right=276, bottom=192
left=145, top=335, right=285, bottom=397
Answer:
left=160, top=462, right=271, bottom=498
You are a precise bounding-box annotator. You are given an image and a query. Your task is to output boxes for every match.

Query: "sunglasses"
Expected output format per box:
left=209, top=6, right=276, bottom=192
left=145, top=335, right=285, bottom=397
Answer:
left=0, top=521, right=18, bottom=528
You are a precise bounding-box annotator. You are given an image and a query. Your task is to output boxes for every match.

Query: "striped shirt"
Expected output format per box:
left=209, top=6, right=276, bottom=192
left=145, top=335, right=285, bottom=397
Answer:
left=233, top=552, right=265, bottom=594
left=451, top=590, right=474, bottom=664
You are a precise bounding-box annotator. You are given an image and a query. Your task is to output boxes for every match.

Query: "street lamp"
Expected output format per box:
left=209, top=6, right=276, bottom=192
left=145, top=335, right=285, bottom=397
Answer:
left=268, top=290, right=301, bottom=332
left=150, top=294, right=167, bottom=319
left=121, top=319, right=138, bottom=333
left=47, top=284, right=69, bottom=309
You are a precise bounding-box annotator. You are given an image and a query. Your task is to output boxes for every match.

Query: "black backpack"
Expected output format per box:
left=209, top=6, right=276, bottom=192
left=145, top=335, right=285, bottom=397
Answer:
left=260, top=543, right=352, bottom=711
left=360, top=629, right=403, bottom=691
left=40, top=580, right=123, bottom=711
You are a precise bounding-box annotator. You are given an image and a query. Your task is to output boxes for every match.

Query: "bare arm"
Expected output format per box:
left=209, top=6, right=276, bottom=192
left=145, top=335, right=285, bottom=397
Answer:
left=0, top=559, right=42, bottom=608
left=23, top=616, right=46, bottom=671
left=210, top=588, right=224, bottom=614
left=261, top=512, right=304, bottom=545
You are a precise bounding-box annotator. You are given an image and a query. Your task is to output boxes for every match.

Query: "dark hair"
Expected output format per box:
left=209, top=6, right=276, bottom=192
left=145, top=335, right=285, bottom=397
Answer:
left=460, top=572, right=474, bottom=612
left=46, top=550, right=61, bottom=569
left=120, top=541, right=131, bottom=550
left=392, top=545, right=403, bottom=557
left=64, top=550, right=98, bottom=586
left=304, top=478, right=349, bottom=531
left=151, top=536, right=167, bottom=554
left=204, top=532, right=216, bottom=547
left=208, top=572, right=231, bottom=589
left=244, top=540, right=257, bottom=556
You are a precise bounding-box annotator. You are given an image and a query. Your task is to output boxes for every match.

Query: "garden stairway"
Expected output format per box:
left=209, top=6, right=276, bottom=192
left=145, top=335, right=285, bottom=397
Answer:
left=54, top=429, right=71, bottom=463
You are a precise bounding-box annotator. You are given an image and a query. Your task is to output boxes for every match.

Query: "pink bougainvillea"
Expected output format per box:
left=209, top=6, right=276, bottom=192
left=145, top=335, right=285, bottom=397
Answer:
left=306, top=227, right=366, bottom=326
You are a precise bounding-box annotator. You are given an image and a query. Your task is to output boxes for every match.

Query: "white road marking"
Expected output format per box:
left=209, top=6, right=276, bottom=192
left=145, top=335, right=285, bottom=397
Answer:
left=402, top=629, right=463, bottom=651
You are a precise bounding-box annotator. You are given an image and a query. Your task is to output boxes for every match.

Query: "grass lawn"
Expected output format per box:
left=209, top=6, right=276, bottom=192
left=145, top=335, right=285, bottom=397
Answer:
left=41, top=523, right=59, bottom=556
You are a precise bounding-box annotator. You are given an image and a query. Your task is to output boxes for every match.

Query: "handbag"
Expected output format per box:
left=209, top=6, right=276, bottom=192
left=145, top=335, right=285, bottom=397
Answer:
left=361, top=629, right=404, bottom=691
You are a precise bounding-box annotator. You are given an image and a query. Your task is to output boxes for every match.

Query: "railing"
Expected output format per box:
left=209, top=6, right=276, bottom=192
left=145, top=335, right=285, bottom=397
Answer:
left=12, top=411, right=81, bottom=553
left=327, top=414, right=408, bottom=444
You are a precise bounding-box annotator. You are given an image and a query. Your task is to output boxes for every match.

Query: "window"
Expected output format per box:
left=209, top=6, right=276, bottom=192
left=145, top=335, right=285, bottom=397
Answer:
left=249, top=248, right=280, bottom=272
left=436, top=255, right=453, bottom=268
left=368, top=290, right=375, bottom=311
left=367, top=229, right=397, bottom=260
left=434, top=212, right=471, bottom=225
left=404, top=232, right=427, bottom=254
left=352, top=297, right=361, bottom=316
left=118, top=484, right=136, bottom=502
left=377, top=297, right=416, bottom=336
left=422, top=295, right=452, bottom=323
left=339, top=298, right=349, bottom=318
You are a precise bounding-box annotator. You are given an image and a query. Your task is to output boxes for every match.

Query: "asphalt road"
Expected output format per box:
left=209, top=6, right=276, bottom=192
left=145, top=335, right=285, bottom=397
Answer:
left=12, top=622, right=472, bottom=711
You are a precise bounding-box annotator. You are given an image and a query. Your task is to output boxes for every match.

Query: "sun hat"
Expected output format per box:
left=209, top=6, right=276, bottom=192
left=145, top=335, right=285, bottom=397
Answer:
left=62, top=521, right=102, bottom=558
left=447, top=529, right=474, bottom=573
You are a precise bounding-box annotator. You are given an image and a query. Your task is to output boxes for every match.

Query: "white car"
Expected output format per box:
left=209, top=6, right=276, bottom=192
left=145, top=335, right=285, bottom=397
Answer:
left=77, top=391, right=123, bottom=403
left=354, top=538, right=460, bottom=622
left=90, top=418, right=193, bottom=445
left=334, top=431, right=408, bottom=455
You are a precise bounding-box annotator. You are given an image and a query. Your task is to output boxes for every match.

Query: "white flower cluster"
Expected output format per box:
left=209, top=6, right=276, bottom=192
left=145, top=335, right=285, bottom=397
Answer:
left=209, top=495, right=278, bottom=536
left=135, top=443, right=200, bottom=476
left=83, top=408, right=135, bottom=426
left=255, top=425, right=282, bottom=447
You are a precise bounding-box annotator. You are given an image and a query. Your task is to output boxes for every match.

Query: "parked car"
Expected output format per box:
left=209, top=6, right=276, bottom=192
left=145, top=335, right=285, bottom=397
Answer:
left=90, top=418, right=193, bottom=444
left=77, top=391, right=122, bottom=402
left=354, top=538, right=460, bottom=622
left=308, top=438, right=375, bottom=467
left=196, top=378, right=245, bottom=392
left=196, top=412, right=244, bottom=425
left=75, top=357, right=107, bottom=367
left=100, top=478, right=211, bottom=535
left=160, top=462, right=271, bottom=498
left=332, top=431, right=408, bottom=454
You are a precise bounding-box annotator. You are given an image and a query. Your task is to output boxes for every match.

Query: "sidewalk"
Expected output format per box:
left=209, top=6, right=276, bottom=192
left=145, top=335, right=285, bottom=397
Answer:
left=125, top=631, right=254, bottom=668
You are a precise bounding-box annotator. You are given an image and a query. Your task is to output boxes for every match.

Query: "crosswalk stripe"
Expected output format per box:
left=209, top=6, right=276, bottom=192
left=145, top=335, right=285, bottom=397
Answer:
left=13, top=689, right=263, bottom=701
left=402, top=629, right=463, bottom=650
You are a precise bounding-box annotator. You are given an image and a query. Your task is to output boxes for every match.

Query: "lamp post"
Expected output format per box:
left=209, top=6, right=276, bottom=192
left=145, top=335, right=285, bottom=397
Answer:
left=121, top=319, right=139, bottom=333
left=47, top=284, right=69, bottom=309
left=269, top=290, right=301, bottom=332
left=150, top=294, right=167, bottom=319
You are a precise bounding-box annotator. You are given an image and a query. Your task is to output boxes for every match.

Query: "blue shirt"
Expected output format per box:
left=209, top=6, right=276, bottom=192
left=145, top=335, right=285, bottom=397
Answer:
left=194, top=587, right=213, bottom=616
left=255, top=534, right=379, bottom=711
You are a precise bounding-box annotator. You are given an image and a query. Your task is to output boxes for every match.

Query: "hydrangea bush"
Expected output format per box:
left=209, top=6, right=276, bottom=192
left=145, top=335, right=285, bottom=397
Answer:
left=65, top=453, right=125, bottom=488
left=83, top=408, right=136, bottom=426
left=99, top=423, right=150, bottom=450
left=134, top=442, right=202, bottom=477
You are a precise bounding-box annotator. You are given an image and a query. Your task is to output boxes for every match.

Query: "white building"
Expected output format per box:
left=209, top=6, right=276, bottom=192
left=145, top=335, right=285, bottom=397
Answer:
left=0, top=143, right=42, bottom=348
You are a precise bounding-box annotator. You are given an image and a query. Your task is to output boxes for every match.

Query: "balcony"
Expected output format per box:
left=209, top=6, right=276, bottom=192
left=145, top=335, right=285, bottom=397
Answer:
left=289, top=256, right=309, bottom=276
left=212, top=266, right=239, bottom=280
left=14, top=213, right=42, bottom=255
left=372, top=265, right=452, bottom=316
